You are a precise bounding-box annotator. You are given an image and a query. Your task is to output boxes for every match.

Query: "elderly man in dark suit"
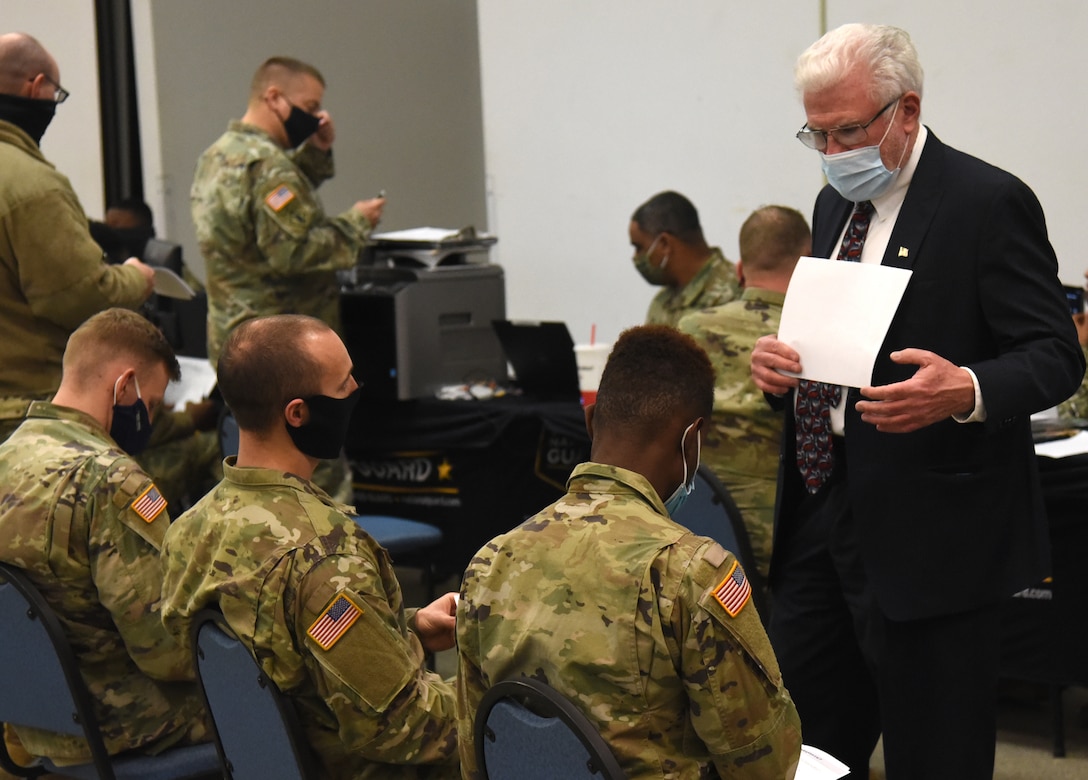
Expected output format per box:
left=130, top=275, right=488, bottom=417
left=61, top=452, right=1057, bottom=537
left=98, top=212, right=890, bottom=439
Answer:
left=750, top=23, right=1084, bottom=780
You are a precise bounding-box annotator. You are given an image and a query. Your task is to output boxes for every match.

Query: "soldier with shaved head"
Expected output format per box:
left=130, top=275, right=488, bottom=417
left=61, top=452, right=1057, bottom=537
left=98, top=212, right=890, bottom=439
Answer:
left=160, top=314, right=459, bottom=780
left=0, top=32, right=155, bottom=443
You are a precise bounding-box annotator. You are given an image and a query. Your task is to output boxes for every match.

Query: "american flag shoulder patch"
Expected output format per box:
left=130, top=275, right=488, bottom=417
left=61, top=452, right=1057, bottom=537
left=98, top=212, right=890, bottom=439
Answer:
left=712, top=560, right=751, bottom=617
left=265, top=184, right=296, bottom=212
left=131, top=484, right=167, bottom=523
left=307, top=593, right=362, bottom=651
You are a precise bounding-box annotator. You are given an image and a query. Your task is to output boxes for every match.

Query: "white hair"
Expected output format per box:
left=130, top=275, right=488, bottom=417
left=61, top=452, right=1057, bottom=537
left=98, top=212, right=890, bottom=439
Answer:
left=795, top=23, right=924, bottom=104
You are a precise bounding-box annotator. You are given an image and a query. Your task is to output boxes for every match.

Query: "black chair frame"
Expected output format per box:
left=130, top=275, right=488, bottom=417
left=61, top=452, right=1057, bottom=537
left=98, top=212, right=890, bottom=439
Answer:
left=191, top=609, right=319, bottom=780
left=475, top=677, right=625, bottom=780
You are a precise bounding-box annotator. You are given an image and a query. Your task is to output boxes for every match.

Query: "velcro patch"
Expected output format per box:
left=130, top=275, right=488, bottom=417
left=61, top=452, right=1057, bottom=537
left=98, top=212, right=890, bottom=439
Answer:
left=130, top=484, right=167, bottom=523
left=308, top=593, right=362, bottom=651
left=712, top=560, right=751, bottom=617
left=265, top=185, right=296, bottom=212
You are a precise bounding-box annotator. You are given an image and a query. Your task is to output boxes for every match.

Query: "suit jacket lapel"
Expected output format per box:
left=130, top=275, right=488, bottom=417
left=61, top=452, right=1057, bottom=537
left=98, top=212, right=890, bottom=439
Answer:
left=881, top=128, right=946, bottom=271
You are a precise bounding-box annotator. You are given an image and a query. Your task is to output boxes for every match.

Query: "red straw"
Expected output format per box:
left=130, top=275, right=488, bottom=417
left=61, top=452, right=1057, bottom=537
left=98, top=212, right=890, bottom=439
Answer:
left=590, top=324, right=596, bottom=345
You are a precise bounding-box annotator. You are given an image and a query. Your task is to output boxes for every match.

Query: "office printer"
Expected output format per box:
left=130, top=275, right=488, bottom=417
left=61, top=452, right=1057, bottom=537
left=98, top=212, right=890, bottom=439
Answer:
left=341, top=228, right=507, bottom=400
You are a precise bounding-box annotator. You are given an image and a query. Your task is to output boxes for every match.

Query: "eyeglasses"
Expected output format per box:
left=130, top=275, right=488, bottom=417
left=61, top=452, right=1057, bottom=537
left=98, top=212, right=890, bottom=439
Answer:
left=795, top=97, right=899, bottom=151
left=29, top=73, right=69, bottom=104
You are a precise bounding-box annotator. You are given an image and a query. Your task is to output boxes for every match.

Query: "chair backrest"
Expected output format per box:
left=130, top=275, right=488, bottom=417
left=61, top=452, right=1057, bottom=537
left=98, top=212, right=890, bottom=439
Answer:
left=0, top=562, right=121, bottom=778
left=672, top=465, right=769, bottom=621
left=475, top=677, right=625, bottom=780
left=217, top=410, right=240, bottom=459
left=0, top=564, right=221, bottom=780
left=192, top=609, right=318, bottom=780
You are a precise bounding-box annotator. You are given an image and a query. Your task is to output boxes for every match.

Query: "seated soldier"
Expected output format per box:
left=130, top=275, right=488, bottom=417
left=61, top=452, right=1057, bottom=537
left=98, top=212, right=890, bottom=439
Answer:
left=0, top=308, right=208, bottom=767
left=456, top=325, right=802, bottom=779
left=159, top=314, right=459, bottom=780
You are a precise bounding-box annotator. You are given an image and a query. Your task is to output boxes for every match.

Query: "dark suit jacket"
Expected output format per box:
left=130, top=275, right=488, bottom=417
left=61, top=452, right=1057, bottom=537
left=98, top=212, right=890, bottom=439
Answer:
left=773, top=130, right=1085, bottom=621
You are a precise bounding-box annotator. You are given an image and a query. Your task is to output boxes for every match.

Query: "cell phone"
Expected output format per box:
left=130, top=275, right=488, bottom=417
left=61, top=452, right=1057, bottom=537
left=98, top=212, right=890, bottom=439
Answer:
left=1063, top=285, right=1084, bottom=316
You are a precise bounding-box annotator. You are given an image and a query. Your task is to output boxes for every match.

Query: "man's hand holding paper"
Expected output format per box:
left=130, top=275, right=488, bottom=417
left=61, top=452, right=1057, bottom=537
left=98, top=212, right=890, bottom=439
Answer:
left=856, top=349, right=977, bottom=433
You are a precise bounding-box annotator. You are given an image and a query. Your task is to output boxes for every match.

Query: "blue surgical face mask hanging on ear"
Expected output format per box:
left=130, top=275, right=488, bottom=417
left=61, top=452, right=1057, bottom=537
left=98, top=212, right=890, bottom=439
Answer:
left=664, top=421, right=701, bottom=517
left=820, top=99, right=905, bottom=202
left=110, top=374, right=152, bottom=455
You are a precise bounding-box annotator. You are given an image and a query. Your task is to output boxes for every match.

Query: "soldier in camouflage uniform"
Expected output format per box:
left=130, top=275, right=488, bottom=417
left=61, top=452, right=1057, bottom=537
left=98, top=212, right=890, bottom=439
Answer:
left=160, top=315, right=458, bottom=780
left=191, top=55, right=384, bottom=365
left=0, top=309, right=208, bottom=766
left=678, top=206, right=811, bottom=581
left=0, top=33, right=155, bottom=444
left=457, top=325, right=801, bottom=779
left=629, top=190, right=741, bottom=327
left=191, top=56, right=385, bottom=502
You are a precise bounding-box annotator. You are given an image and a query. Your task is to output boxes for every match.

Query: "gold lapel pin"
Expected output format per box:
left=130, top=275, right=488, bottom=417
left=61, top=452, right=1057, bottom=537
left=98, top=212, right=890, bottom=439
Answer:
left=898, top=246, right=909, bottom=258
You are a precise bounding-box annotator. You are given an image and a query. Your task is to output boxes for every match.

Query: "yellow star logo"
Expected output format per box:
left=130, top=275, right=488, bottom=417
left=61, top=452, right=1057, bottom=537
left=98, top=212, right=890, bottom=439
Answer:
left=437, top=459, right=453, bottom=481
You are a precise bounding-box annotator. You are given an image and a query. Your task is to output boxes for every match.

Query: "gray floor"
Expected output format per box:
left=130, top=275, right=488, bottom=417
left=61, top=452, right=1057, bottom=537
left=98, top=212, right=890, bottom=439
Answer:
left=400, top=566, right=1088, bottom=779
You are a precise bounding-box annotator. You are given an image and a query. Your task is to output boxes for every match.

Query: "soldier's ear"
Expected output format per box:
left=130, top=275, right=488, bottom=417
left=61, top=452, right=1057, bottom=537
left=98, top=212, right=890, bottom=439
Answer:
left=584, top=403, right=596, bottom=441
left=284, top=398, right=308, bottom=428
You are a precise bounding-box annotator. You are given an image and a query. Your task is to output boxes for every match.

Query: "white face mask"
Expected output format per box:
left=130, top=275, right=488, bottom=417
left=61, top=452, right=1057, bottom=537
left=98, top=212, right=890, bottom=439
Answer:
left=663, top=421, right=701, bottom=516
left=820, top=99, right=906, bottom=202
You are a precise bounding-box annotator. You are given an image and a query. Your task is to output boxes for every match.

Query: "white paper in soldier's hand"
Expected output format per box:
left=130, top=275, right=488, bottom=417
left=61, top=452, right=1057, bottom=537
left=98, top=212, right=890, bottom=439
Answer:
left=776, top=256, right=912, bottom=388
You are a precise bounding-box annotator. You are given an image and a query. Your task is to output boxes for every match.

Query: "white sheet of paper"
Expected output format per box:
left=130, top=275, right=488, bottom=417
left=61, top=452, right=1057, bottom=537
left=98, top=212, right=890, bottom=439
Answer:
left=795, top=744, right=850, bottom=780
left=152, top=266, right=196, bottom=300
left=164, top=355, right=217, bottom=408
left=371, top=227, right=493, bottom=242
left=777, top=256, right=912, bottom=388
left=1034, top=430, right=1088, bottom=459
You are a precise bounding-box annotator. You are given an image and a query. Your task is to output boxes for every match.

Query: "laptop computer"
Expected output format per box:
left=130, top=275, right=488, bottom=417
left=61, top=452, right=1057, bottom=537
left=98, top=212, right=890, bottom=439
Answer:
left=491, top=320, right=581, bottom=402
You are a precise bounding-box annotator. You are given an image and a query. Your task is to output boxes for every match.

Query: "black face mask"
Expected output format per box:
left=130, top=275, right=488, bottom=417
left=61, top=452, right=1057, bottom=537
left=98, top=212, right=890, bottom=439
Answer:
left=109, top=375, right=153, bottom=455
left=0, top=93, right=56, bottom=146
left=282, top=103, right=321, bottom=148
left=286, top=389, right=361, bottom=460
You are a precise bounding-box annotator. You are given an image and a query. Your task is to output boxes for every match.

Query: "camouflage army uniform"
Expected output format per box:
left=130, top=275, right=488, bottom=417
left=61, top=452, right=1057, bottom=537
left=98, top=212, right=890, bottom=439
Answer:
left=645, top=247, right=741, bottom=328
left=1057, top=344, right=1088, bottom=420
left=678, top=288, right=785, bottom=581
left=0, top=402, right=207, bottom=764
left=191, top=121, right=373, bottom=365
left=0, top=120, right=147, bottom=441
left=457, top=462, right=801, bottom=779
left=160, top=459, right=458, bottom=780
left=135, top=409, right=221, bottom=509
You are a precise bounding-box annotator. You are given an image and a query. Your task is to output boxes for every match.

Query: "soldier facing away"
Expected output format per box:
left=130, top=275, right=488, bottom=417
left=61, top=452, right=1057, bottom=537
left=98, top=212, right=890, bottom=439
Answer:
left=456, top=325, right=801, bottom=779
left=0, top=308, right=208, bottom=766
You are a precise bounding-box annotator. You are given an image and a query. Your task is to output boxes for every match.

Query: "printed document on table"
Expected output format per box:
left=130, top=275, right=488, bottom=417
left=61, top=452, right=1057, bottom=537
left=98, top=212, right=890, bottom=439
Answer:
left=777, top=256, right=912, bottom=388
left=795, top=744, right=850, bottom=780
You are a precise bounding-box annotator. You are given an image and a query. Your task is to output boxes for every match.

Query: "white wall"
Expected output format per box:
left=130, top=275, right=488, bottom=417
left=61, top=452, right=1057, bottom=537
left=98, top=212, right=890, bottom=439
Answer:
left=132, top=0, right=488, bottom=282
left=4, top=1, right=105, bottom=220
left=477, top=1, right=1088, bottom=346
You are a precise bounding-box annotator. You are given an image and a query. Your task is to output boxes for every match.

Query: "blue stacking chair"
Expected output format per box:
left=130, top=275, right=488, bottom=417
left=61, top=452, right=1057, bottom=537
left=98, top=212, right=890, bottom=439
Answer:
left=475, top=677, right=625, bottom=780
left=0, top=562, right=220, bottom=780
left=672, top=465, right=770, bottom=623
left=192, top=610, right=318, bottom=780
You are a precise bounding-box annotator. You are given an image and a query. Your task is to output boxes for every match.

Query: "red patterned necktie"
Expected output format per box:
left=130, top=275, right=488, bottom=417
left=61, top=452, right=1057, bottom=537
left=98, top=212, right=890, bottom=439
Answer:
left=794, top=200, right=874, bottom=494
